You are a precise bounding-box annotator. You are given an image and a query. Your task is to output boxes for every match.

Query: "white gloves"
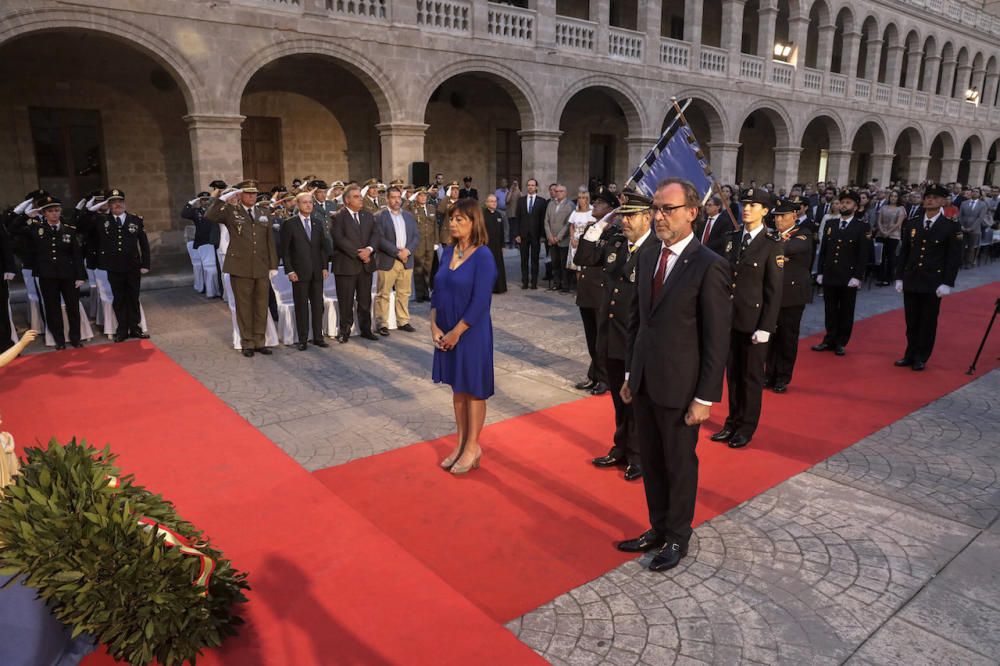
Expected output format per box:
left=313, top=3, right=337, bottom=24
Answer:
left=816, top=274, right=823, bottom=285
left=2, top=273, right=14, bottom=281
left=221, top=189, right=240, bottom=203
left=751, top=330, right=771, bottom=344
left=848, top=277, right=861, bottom=288
left=434, top=244, right=440, bottom=251
left=894, top=280, right=903, bottom=293
left=87, top=198, right=105, bottom=212
left=13, top=199, right=32, bottom=215
left=75, top=199, right=87, bottom=211
left=268, top=269, right=278, bottom=278
left=582, top=220, right=608, bottom=242
left=936, top=284, right=951, bottom=297
left=188, top=198, right=200, bottom=206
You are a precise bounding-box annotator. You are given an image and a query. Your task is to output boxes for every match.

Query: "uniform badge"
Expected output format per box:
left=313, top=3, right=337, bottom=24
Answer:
left=629, top=269, right=636, bottom=283
left=826, top=227, right=832, bottom=236
left=776, top=255, right=785, bottom=268
left=606, top=252, right=617, bottom=264
left=258, top=216, right=269, bottom=224
left=127, top=223, right=138, bottom=234
left=956, top=231, right=963, bottom=240
left=62, top=234, right=72, bottom=243
left=911, top=228, right=917, bottom=238
left=37, top=228, right=44, bottom=237
left=725, top=240, right=733, bottom=254
left=104, top=220, right=110, bottom=229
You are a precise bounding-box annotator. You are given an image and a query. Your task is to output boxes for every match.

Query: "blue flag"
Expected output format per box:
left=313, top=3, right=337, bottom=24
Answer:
left=627, top=102, right=714, bottom=201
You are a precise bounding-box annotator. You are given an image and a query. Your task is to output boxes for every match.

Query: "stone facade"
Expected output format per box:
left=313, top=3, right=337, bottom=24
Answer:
left=2, top=0, right=1000, bottom=265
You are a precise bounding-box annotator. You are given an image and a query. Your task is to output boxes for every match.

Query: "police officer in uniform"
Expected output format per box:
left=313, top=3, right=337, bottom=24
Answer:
left=893, top=184, right=963, bottom=371
left=206, top=180, right=279, bottom=357
left=411, top=187, right=437, bottom=302
left=710, top=188, right=783, bottom=449
left=576, top=190, right=652, bottom=481
left=96, top=189, right=150, bottom=342
left=764, top=198, right=814, bottom=393
left=9, top=195, right=86, bottom=349
left=811, top=190, right=871, bottom=355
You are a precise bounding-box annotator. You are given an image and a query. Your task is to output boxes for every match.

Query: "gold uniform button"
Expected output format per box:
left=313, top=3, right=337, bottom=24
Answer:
left=610, top=300, right=616, bottom=306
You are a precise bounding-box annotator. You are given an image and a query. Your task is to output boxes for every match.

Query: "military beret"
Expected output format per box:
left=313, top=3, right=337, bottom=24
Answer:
left=106, top=189, right=126, bottom=201
left=740, top=188, right=775, bottom=208
left=209, top=180, right=228, bottom=190
left=617, top=189, right=653, bottom=215
left=772, top=198, right=798, bottom=214
left=923, top=184, right=949, bottom=198
left=837, top=189, right=860, bottom=204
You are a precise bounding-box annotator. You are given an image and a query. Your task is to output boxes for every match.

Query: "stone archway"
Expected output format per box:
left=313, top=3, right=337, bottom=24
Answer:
left=798, top=111, right=847, bottom=183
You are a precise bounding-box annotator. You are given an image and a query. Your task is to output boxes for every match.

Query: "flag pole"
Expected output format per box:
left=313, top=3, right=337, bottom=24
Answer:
left=669, top=96, right=740, bottom=230
left=624, top=99, right=692, bottom=193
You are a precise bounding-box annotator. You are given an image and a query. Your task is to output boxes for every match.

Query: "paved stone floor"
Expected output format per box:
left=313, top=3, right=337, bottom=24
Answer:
left=13, top=252, right=1000, bottom=664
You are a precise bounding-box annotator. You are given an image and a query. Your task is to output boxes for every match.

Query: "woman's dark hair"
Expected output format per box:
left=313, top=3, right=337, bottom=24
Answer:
left=447, top=198, right=489, bottom=247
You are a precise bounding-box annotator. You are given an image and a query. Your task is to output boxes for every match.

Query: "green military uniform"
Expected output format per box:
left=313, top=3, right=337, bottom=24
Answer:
left=205, top=180, right=278, bottom=353
left=412, top=196, right=437, bottom=301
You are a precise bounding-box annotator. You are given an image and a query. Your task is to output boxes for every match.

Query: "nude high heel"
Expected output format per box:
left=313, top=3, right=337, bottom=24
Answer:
left=450, top=450, right=481, bottom=475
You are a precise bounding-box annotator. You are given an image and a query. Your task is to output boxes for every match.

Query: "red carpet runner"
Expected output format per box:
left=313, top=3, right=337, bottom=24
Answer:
left=0, top=343, right=540, bottom=665
left=314, top=282, right=1000, bottom=623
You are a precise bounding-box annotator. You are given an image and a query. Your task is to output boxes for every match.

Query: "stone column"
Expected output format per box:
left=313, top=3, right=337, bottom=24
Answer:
left=519, top=129, right=562, bottom=188
left=641, top=0, right=662, bottom=67
left=708, top=141, right=741, bottom=185
left=788, top=15, right=810, bottom=67
left=591, top=0, right=610, bottom=57
left=773, top=147, right=802, bottom=190
left=684, top=0, right=703, bottom=45
left=376, top=122, right=428, bottom=182
left=885, top=44, right=904, bottom=87
left=907, top=155, right=930, bottom=184
left=938, top=56, right=956, bottom=96
left=472, top=0, right=491, bottom=39
left=816, top=23, right=836, bottom=72
left=940, top=157, right=961, bottom=183
left=625, top=137, right=661, bottom=178
left=922, top=54, right=942, bottom=92
left=984, top=72, right=1000, bottom=109
left=954, top=63, right=973, bottom=98
left=533, top=0, right=556, bottom=48
left=971, top=67, right=987, bottom=101
left=840, top=30, right=861, bottom=78
left=757, top=0, right=778, bottom=59
left=870, top=152, right=894, bottom=185
left=825, top=149, right=853, bottom=187
left=863, top=38, right=882, bottom=81
left=968, top=159, right=989, bottom=186
left=721, top=0, right=746, bottom=77
left=905, top=47, right=923, bottom=89
left=183, top=114, right=246, bottom=191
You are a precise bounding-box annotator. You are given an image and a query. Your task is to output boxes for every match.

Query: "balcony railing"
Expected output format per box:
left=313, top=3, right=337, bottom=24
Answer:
left=487, top=3, right=534, bottom=44
left=608, top=27, right=643, bottom=61
left=770, top=61, right=794, bottom=87
left=875, top=84, right=891, bottom=104
left=660, top=37, right=690, bottom=70
left=828, top=73, right=847, bottom=95
left=415, top=0, right=470, bottom=33
left=555, top=15, right=595, bottom=52
left=897, top=0, right=1000, bottom=37
left=854, top=79, right=871, bottom=99
left=699, top=46, right=728, bottom=75
left=325, top=0, right=387, bottom=21
left=803, top=68, right=823, bottom=91
left=895, top=89, right=912, bottom=107
left=740, top=54, right=764, bottom=80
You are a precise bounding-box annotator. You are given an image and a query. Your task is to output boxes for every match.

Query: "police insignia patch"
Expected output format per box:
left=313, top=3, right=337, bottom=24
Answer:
left=607, top=252, right=617, bottom=263
left=127, top=223, right=138, bottom=233
left=37, top=228, right=44, bottom=237
left=629, top=269, right=636, bottom=283
left=62, top=234, right=72, bottom=243
left=911, top=228, right=917, bottom=238
left=956, top=231, right=964, bottom=240
left=776, top=255, right=785, bottom=268
left=104, top=220, right=110, bottom=229
left=725, top=241, right=733, bottom=253
left=826, top=227, right=832, bottom=236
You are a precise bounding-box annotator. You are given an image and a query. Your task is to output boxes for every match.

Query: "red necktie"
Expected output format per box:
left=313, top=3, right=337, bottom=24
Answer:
left=651, top=246, right=671, bottom=305
left=702, top=217, right=714, bottom=244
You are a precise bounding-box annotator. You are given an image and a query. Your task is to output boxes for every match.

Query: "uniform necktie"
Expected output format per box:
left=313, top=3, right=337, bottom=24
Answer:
left=651, top=246, right=672, bottom=304
left=840, top=218, right=849, bottom=231
left=118, top=215, right=124, bottom=227
left=924, top=218, right=932, bottom=231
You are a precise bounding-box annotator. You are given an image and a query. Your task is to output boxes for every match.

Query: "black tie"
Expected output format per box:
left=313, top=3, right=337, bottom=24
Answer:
left=738, top=232, right=751, bottom=259
left=924, top=219, right=931, bottom=231
left=352, top=212, right=359, bottom=225
left=840, top=218, right=849, bottom=231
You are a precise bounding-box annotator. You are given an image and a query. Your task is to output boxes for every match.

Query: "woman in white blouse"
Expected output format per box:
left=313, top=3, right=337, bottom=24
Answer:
left=566, top=190, right=593, bottom=275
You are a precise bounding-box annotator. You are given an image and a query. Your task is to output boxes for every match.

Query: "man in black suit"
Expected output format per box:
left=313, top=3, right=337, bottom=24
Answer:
left=330, top=184, right=379, bottom=343
left=99, top=189, right=150, bottom=342
left=811, top=191, right=871, bottom=355
left=618, top=179, right=732, bottom=572
left=514, top=178, right=547, bottom=289
left=696, top=195, right=736, bottom=256
left=282, top=192, right=332, bottom=351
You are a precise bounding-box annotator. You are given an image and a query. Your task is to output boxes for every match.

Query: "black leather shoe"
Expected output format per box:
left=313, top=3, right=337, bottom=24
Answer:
left=378, top=327, right=390, bottom=336
left=70, top=342, right=84, bottom=348
left=113, top=335, right=127, bottom=343
left=547, top=285, right=558, bottom=291
left=255, top=347, right=273, bottom=355
left=361, top=332, right=379, bottom=341
left=894, top=358, right=913, bottom=367
left=592, top=453, right=625, bottom=468
left=811, top=342, right=831, bottom=352
left=590, top=382, right=609, bottom=395
left=296, top=342, right=308, bottom=351
left=709, top=428, right=733, bottom=442
left=772, top=383, right=787, bottom=394
left=648, top=541, right=688, bottom=572
left=617, top=530, right=665, bottom=553
left=55, top=343, right=66, bottom=351
left=912, top=360, right=926, bottom=371
left=728, top=434, right=751, bottom=449
left=398, top=324, right=416, bottom=333
left=130, top=332, right=150, bottom=339
left=575, top=379, right=597, bottom=391
left=763, top=378, right=773, bottom=389
left=336, top=334, right=349, bottom=344
left=834, top=346, right=846, bottom=356
left=312, top=339, right=329, bottom=348
left=521, top=283, right=529, bottom=290
left=623, top=464, right=643, bottom=481
left=529, top=284, right=538, bottom=290
left=242, top=349, right=254, bottom=358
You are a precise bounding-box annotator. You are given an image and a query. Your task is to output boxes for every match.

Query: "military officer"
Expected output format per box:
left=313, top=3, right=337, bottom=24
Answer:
left=411, top=188, right=438, bottom=302
left=893, top=184, right=963, bottom=371
left=764, top=198, right=814, bottom=393
left=311, top=180, right=337, bottom=221
left=362, top=178, right=382, bottom=215
left=811, top=190, right=871, bottom=355
left=96, top=189, right=150, bottom=342
left=8, top=190, right=49, bottom=273
left=8, top=195, right=86, bottom=349
left=326, top=181, right=345, bottom=213
left=206, top=180, right=279, bottom=357
left=437, top=181, right=460, bottom=227
left=575, top=190, right=652, bottom=481
left=710, top=188, right=783, bottom=449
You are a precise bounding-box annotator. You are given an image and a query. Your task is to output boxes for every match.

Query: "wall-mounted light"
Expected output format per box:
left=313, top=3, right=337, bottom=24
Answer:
left=773, top=42, right=794, bottom=62
left=965, top=87, right=980, bottom=104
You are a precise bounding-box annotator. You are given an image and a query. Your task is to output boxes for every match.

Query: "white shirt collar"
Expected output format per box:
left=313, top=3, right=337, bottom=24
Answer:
left=744, top=224, right=765, bottom=241
left=661, top=231, right=694, bottom=256
left=631, top=228, right=652, bottom=251
left=924, top=209, right=942, bottom=224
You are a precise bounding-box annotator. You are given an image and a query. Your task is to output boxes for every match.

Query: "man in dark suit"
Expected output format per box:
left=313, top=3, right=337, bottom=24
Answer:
left=811, top=190, right=871, bottom=355
left=330, top=184, right=379, bottom=343
left=374, top=187, right=419, bottom=336
left=893, top=184, right=963, bottom=371
left=514, top=178, right=547, bottom=289
left=696, top=195, right=736, bottom=256
left=282, top=192, right=332, bottom=351
left=764, top=198, right=814, bottom=393
left=98, top=189, right=151, bottom=342
left=618, top=179, right=732, bottom=572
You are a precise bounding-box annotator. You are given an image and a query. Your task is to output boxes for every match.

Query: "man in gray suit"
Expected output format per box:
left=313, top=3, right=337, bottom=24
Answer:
left=958, top=187, right=990, bottom=268
left=544, top=184, right=573, bottom=292
left=374, top=186, right=419, bottom=335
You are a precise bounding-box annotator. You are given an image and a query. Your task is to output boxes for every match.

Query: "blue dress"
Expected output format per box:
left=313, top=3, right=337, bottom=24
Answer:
left=431, top=245, right=497, bottom=399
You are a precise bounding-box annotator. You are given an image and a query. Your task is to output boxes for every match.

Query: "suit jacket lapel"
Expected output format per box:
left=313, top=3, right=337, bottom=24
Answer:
left=651, top=237, right=700, bottom=313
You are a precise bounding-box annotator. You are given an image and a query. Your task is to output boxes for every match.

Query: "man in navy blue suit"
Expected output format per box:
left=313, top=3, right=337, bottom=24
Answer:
left=374, top=186, right=419, bottom=336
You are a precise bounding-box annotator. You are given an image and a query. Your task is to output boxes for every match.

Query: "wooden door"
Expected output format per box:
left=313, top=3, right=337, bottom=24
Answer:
left=241, top=116, right=283, bottom=191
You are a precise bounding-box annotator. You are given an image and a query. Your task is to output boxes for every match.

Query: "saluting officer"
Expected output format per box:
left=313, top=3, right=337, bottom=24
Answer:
left=361, top=179, right=382, bottom=215
left=710, top=188, right=783, bottom=449
left=9, top=195, right=86, bottom=349
left=811, top=190, right=871, bottom=356
left=97, top=189, right=150, bottom=342
left=205, top=180, right=279, bottom=357
left=576, top=190, right=652, bottom=481
left=411, top=188, right=437, bottom=302
left=764, top=198, right=814, bottom=393
left=893, top=184, right=963, bottom=371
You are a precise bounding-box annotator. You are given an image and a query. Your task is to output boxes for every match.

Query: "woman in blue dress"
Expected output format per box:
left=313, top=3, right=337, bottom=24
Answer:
left=431, top=198, right=497, bottom=475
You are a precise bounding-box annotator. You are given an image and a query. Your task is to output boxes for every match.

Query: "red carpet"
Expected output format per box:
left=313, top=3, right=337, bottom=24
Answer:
left=0, top=343, right=541, bottom=665
left=315, top=282, right=1000, bottom=622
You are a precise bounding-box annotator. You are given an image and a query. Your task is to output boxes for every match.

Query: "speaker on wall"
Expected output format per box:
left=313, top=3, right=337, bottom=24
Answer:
left=409, top=161, right=430, bottom=187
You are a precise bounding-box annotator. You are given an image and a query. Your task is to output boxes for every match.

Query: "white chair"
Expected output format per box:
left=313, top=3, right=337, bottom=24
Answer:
left=322, top=272, right=339, bottom=337
left=222, top=272, right=279, bottom=350
left=198, top=244, right=221, bottom=298
left=85, top=268, right=102, bottom=324
left=94, top=269, right=148, bottom=338
left=7, top=305, right=15, bottom=346
left=42, top=297, right=95, bottom=347
left=218, top=228, right=230, bottom=306
left=269, top=268, right=298, bottom=344
left=186, top=240, right=204, bottom=293
left=20, top=270, right=43, bottom=332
